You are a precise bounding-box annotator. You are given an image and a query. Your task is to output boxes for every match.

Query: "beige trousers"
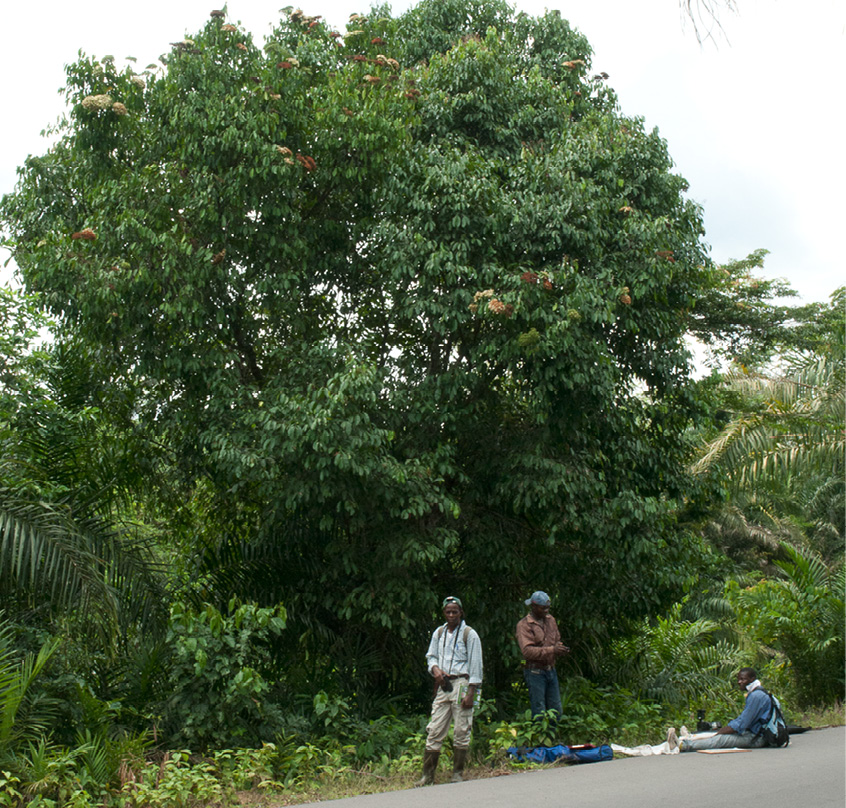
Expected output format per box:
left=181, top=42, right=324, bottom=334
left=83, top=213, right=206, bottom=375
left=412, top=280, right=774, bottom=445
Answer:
left=424, top=683, right=474, bottom=751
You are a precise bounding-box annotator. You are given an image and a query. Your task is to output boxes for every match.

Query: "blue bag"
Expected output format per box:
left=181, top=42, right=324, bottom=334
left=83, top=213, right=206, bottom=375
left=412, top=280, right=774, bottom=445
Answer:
left=570, top=744, right=613, bottom=763
left=507, top=744, right=612, bottom=764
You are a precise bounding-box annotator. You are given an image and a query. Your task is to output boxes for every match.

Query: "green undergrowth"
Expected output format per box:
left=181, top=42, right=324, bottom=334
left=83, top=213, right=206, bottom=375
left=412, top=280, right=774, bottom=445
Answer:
left=791, top=701, right=845, bottom=729
left=2, top=704, right=842, bottom=808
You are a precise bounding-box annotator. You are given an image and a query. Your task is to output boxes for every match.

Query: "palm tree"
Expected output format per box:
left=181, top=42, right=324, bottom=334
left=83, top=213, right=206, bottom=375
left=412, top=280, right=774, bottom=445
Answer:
left=693, top=353, right=843, bottom=488
left=693, top=294, right=845, bottom=564
left=727, top=543, right=845, bottom=706
left=0, top=615, right=60, bottom=762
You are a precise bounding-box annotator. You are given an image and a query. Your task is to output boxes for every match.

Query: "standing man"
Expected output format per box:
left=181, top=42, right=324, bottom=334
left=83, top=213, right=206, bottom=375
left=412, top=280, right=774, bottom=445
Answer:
left=416, top=596, right=483, bottom=786
left=515, top=591, right=569, bottom=718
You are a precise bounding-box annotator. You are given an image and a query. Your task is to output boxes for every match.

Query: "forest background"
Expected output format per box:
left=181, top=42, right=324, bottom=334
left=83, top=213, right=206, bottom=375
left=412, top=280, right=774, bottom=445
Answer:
left=0, top=1, right=842, bottom=805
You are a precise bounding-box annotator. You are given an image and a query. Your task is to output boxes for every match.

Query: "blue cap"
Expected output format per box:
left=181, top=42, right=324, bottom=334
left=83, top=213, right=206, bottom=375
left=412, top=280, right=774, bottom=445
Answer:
left=525, top=591, right=551, bottom=607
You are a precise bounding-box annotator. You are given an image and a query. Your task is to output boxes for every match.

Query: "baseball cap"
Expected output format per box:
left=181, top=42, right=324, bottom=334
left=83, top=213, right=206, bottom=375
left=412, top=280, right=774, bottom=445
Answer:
left=525, top=591, right=551, bottom=607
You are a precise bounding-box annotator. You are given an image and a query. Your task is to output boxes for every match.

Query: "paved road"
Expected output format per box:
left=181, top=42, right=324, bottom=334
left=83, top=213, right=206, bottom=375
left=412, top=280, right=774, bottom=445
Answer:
left=295, top=726, right=845, bottom=808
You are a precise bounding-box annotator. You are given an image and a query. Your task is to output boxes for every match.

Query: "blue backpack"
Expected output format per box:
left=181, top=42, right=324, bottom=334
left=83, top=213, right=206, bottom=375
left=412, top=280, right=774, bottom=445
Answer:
left=757, top=689, right=789, bottom=748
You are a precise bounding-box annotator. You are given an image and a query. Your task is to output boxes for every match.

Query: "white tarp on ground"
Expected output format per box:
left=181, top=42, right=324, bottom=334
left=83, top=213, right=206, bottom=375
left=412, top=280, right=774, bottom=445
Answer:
left=611, top=730, right=718, bottom=756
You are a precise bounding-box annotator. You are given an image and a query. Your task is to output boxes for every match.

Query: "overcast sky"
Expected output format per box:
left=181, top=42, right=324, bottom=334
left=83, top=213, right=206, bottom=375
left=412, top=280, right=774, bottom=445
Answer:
left=2, top=0, right=843, bottom=304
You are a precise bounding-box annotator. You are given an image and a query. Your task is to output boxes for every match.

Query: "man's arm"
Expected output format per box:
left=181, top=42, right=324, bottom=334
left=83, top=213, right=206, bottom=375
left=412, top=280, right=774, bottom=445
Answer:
left=466, top=629, right=483, bottom=685
left=548, top=615, right=570, bottom=658
left=727, top=689, right=770, bottom=734
left=460, top=629, right=483, bottom=708
left=426, top=628, right=447, bottom=686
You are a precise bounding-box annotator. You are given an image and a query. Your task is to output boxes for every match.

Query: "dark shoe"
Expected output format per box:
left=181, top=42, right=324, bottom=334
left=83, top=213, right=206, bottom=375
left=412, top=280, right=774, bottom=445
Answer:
left=415, top=749, right=439, bottom=787
left=451, top=747, right=468, bottom=783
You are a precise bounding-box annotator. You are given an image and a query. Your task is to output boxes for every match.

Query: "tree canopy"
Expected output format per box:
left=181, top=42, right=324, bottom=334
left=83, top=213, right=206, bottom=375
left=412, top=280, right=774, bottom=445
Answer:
left=2, top=0, right=718, bottom=700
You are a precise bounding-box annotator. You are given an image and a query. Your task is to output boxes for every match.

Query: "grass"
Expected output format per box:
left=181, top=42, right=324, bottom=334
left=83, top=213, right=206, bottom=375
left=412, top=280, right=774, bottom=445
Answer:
left=791, top=701, right=845, bottom=729
left=230, top=761, right=525, bottom=806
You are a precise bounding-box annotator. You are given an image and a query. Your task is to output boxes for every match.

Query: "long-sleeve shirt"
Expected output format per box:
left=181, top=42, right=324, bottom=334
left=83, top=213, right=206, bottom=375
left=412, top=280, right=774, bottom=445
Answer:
left=425, top=620, right=483, bottom=685
left=515, top=612, right=561, bottom=667
left=728, top=686, right=772, bottom=735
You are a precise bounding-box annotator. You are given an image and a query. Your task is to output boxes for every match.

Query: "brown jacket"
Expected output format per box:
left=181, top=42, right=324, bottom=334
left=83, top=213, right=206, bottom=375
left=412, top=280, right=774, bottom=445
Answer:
left=516, top=612, right=561, bottom=667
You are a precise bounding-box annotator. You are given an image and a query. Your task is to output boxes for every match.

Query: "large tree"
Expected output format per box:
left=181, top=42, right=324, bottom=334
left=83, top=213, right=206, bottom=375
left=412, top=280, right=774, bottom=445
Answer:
left=2, top=0, right=713, bottom=704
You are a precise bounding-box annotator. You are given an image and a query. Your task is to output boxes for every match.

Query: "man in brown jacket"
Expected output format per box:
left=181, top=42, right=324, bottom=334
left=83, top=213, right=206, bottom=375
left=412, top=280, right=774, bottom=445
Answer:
left=515, top=591, right=569, bottom=717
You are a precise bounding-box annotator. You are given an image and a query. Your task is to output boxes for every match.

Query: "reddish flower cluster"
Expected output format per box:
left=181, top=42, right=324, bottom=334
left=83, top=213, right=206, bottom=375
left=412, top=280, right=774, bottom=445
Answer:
left=296, top=154, right=316, bottom=171
left=71, top=228, right=97, bottom=240
left=542, top=279, right=553, bottom=291
left=520, top=271, right=538, bottom=284
left=211, top=249, right=226, bottom=265
left=656, top=250, right=675, bottom=263
left=363, top=74, right=381, bottom=84
left=351, top=55, right=368, bottom=62
left=221, top=24, right=236, bottom=32
left=371, top=37, right=385, bottom=44
left=236, top=42, right=248, bottom=51
left=619, top=294, right=632, bottom=305
left=210, top=10, right=225, bottom=18
left=278, top=61, right=293, bottom=69
left=404, top=88, right=421, bottom=100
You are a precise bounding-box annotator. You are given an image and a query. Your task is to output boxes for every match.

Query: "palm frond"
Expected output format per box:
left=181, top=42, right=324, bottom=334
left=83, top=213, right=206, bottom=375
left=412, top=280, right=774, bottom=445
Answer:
left=0, top=627, right=60, bottom=755
left=0, top=487, right=167, bottom=637
left=694, top=351, right=844, bottom=491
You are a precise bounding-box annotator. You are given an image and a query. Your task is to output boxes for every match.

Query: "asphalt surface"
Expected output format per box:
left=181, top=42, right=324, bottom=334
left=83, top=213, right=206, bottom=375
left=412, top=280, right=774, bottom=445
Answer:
left=294, top=726, right=845, bottom=808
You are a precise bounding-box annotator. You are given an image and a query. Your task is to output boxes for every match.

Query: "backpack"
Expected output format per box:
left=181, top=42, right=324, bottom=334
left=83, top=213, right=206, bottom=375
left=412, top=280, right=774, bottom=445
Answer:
left=757, top=689, right=789, bottom=748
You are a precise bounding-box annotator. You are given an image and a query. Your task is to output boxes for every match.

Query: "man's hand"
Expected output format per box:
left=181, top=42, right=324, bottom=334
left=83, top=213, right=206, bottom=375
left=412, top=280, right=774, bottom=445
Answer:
left=461, top=686, right=476, bottom=709
left=715, top=725, right=734, bottom=735
left=554, top=642, right=570, bottom=657
left=431, top=666, right=447, bottom=688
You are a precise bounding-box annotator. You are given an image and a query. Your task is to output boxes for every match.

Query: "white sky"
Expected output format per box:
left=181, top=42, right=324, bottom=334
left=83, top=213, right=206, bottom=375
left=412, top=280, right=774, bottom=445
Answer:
left=2, top=0, right=844, bottom=304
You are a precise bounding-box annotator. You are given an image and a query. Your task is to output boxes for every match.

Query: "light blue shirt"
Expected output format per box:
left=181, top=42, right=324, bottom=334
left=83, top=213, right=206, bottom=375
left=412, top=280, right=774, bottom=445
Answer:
left=425, top=620, right=483, bottom=685
left=728, top=686, right=772, bottom=735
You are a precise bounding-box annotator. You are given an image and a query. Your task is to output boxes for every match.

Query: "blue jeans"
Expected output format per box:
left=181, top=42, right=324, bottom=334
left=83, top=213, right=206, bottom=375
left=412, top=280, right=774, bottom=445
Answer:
left=523, top=667, right=562, bottom=717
